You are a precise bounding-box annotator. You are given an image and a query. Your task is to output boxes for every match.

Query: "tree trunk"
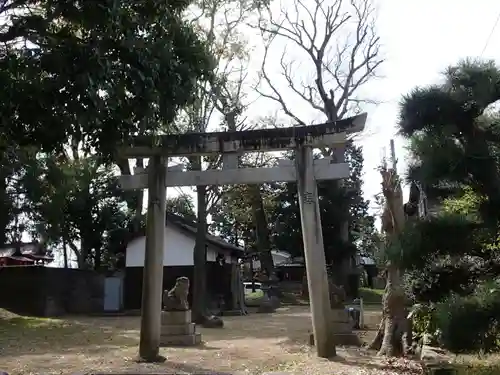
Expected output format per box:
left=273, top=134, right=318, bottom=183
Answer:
left=116, top=157, right=144, bottom=232
left=94, top=245, right=102, bottom=270
left=0, top=177, right=10, bottom=248
left=69, top=243, right=86, bottom=269
left=62, top=235, right=68, bottom=268
left=368, top=264, right=411, bottom=356
left=368, top=167, right=412, bottom=357
left=249, top=185, right=274, bottom=276
left=192, top=156, right=208, bottom=324
left=134, top=158, right=145, bottom=224
left=301, top=273, right=309, bottom=298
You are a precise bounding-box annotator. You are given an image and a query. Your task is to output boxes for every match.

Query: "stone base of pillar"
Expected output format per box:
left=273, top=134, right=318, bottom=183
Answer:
left=331, top=308, right=362, bottom=346
left=309, top=308, right=362, bottom=347
left=221, top=309, right=246, bottom=316
left=159, top=310, right=202, bottom=347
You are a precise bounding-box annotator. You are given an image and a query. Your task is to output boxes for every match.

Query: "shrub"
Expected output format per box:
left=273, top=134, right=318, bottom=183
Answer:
left=457, top=363, right=500, bottom=375
left=436, top=282, right=500, bottom=353
left=403, top=259, right=478, bottom=303
left=409, top=303, right=439, bottom=343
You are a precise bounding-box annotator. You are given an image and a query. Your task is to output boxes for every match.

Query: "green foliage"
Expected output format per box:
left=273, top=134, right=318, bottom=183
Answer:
left=21, top=154, right=133, bottom=269
left=0, top=145, right=28, bottom=246
left=395, top=60, right=500, bottom=306
left=442, top=187, right=483, bottom=219
left=457, top=363, right=500, bottom=375
left=210, top=183, right=276, bottom=247
left=400, top=59, right=500, bottom=227
left=269, top=143, right=376, bottom=263
left=386, top=213, right=481, bottom=271
left=409, top=303, right=439, bottom=343
left=358, top=288, right=384, bottom=304
left=456, top=356, right=500, bottom=375
left=0, top=0, right=213, bottom=157
left=436, top=282, right=500, bottom=353
left=404, top=259, right=477, bottom=303
left=0, top=0, right=215, bottom=269
left=166, top=194, right=196, bottom=222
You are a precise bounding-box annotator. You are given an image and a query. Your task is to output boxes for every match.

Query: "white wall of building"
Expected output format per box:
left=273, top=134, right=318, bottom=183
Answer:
left=126, top=225, right=232, bottom=267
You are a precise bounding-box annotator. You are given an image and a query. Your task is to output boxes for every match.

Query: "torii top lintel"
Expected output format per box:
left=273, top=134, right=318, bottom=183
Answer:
left=119, top=113, right=367, bottom=158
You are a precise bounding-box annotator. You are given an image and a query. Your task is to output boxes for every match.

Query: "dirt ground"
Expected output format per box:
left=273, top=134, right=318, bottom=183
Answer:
left=0, top=306, right=423, bottom=375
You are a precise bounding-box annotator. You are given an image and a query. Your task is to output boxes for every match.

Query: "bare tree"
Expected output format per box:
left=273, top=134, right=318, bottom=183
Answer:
left=255, top=0, right=383, bottom=288
left=257, top=0, right=382, bottom=124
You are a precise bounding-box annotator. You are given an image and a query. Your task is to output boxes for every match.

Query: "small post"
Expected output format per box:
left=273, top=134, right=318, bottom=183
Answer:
left=295, top=146, right=336, bottom=358
left=139, top=155, right=167, bottom=361
left=390, top=139, right=397, bottom=170
left=359, top=298, right=364, bottom=329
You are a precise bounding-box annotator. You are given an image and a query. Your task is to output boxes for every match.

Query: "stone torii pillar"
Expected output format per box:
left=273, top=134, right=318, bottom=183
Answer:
left=295, top=145, right=335, bottom=357
left=139, top=155, right=167, bottom=361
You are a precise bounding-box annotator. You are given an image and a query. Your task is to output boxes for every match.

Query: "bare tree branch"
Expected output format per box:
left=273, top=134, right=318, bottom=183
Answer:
left=256, top=0, right=383, bottom=124
left=255, top=34, right=306, bottom=125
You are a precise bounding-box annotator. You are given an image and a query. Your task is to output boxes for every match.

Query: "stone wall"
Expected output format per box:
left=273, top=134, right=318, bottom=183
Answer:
left=0, top=266, right=104, bottom=316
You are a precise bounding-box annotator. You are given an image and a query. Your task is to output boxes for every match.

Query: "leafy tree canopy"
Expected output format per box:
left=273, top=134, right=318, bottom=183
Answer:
left=394, top=59, right=500, bottom=302
left=0, top=0, right=213, bottom=157
left=400, top=59, right=500, bottom=226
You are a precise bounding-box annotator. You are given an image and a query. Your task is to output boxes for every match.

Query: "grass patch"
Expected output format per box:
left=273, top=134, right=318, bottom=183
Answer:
left=359, top=287, right=384, bottom=304
left=0, top=311, right=86, bottom=349
left=0, top=308, right=135, bottom=357
left=0, top=308, right=70, bottom=334
left=246, top=290, right=265, bottom=299
left=457, top=365, right=500, bottom=375
left=245, top=290, right=265, bottom=306
left=455, top=354, right=500, bottom=375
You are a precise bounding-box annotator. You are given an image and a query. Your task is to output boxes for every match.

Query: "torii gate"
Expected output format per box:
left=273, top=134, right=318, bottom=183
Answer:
left=118, top=113, right=367, bottom=360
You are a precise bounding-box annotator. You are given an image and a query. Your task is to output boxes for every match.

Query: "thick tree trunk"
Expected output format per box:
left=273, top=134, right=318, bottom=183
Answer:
left=192, top=156, right=208, bottom=324
left=134, top=158, right=145, bottom=223
left=301, top=273, right=309, bottom=298
left=0, top=177, right=10, bottom=248
left=369, top=167, right=412, bottom=357
left=94, top=244, right=102, bottom=270
left=368, top=264, right=411, bottom=356
left=249, top=185, right=274, bottom=276
left=116, top=157, right=144, bottom=232
left=224, top=111, right=273, bottom=276
left=70, top=243, right=86, bottom=269
left=338, top=212, right=351, bottom=290
left=62, top=235, right=69, bottom=268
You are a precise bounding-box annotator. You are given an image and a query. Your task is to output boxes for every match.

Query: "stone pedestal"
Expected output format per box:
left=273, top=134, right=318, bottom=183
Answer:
left=221, top=310, right=246, bottom=316
left=330, top=308, right=362, bottom=346
left=160, top=310, right=201, bottom=347
left=309, top=308, right=361, bottom=347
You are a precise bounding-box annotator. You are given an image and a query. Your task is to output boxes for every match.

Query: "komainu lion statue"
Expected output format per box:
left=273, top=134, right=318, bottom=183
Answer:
left=163, top=276, right=190, bottom=311
left=328, top=280, right=346, bottom=309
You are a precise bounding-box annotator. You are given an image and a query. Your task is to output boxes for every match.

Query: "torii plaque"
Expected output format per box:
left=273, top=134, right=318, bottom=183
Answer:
left=118, top=113, right=367, bottom=360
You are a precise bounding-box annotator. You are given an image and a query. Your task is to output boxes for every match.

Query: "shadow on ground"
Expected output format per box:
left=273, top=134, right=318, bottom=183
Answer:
left=0, top=306, right=381, bottom=359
